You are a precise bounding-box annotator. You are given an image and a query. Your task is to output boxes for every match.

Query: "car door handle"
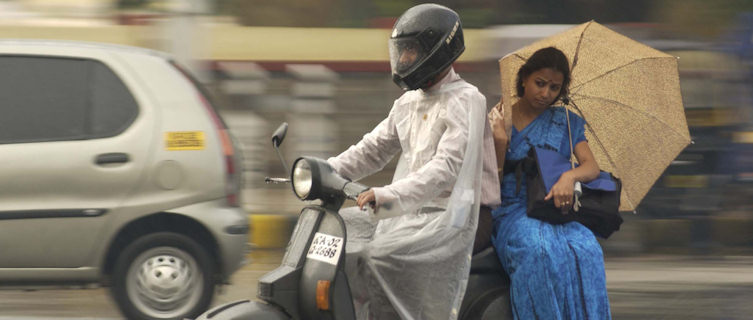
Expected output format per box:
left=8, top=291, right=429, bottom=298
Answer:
left=95, top=153, right=130, bottom=165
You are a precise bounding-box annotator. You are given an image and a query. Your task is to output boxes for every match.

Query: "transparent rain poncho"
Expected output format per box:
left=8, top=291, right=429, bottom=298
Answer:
left=328, top=70, right=485, bottom=319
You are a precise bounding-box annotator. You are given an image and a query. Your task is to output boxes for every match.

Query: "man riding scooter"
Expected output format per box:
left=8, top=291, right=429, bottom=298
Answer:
left=194, top=4, right=508, bottom=320
left=327, top=3, right=500, bottom=319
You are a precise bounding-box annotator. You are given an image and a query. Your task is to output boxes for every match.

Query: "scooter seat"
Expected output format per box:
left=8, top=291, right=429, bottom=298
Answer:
left=470, top=246, right=504, bottom=273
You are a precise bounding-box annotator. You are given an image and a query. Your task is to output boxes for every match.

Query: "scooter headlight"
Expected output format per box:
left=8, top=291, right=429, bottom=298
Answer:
left=292, top=158, right=313, bottom=200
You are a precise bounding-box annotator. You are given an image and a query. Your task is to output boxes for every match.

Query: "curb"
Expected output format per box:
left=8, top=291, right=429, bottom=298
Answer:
left=248, top=214, right=298, bottom=249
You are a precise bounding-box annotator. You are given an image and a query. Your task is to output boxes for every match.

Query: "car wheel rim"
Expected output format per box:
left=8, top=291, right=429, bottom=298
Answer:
left=126, top=246, right=204, bottom=319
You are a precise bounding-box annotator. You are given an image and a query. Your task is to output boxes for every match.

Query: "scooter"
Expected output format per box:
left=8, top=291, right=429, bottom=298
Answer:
left=196, top=123, right=512, bottom=320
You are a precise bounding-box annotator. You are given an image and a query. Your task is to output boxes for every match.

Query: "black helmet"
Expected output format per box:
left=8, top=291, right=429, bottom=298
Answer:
left=389, top=3, right=465, bottom=91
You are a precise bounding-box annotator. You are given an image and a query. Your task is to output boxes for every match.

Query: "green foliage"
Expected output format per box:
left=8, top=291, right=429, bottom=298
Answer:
left=117, top=0, right=150, bottom=9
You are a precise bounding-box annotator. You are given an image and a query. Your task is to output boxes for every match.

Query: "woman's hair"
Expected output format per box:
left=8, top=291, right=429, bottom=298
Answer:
left=515, top=47, right=571, bottom=104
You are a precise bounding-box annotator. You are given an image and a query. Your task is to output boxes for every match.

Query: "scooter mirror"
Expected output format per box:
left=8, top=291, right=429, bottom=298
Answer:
left=272, top=122, right=288, bottom=147
left=271, top=122, right=290, bottom=174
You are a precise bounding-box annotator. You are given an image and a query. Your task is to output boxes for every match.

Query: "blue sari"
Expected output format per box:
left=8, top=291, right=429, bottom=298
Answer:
left=492, top=106, right=611, bottom=320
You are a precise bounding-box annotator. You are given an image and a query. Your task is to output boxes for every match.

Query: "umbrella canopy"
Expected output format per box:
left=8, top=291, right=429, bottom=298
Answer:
left=499, top=21, right=691, bottom=211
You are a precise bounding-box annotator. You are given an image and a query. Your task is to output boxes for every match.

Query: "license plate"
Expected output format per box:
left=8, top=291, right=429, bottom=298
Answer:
left=306, top=232, right=344, bottom=265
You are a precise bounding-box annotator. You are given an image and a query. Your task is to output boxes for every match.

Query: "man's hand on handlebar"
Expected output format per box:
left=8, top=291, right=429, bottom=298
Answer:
left=357, top=189, right=378, bottom=212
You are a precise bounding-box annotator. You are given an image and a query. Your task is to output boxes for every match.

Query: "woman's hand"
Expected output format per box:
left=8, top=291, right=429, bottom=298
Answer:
left=490, top=102, right=511, bottom=175
left=544, top=171, right=576, bottom=214
left=489, top=102, right=509, bottom=144
left=357, top=189, right=377, bottom=212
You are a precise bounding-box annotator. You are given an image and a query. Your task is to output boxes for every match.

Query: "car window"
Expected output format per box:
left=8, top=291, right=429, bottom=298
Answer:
left=89, top=60, right=139, bottom=138
left=0, top=55, right=138, bottom=144
left=0, top=56, right=88, bottom=143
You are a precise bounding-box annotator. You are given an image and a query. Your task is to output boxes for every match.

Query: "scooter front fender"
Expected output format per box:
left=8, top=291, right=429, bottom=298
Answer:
left=195, top=299, right=290, bottom=320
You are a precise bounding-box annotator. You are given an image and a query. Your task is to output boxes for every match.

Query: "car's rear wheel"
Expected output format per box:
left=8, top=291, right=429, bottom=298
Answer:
left=111, top=232, right=216, bottom=320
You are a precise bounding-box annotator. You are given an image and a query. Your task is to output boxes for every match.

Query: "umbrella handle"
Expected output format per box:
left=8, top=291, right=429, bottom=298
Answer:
left=573, top=182, right=582, bottom=212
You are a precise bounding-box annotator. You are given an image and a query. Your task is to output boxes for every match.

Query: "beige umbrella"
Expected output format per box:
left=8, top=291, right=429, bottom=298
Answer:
left=499, top=21, right=691, bottom=212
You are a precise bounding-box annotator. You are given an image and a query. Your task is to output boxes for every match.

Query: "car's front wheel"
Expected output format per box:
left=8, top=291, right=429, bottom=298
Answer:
left=111, top=232, right=216, bottom=320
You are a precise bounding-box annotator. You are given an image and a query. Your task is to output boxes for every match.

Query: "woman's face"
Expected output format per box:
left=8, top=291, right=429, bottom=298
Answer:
left=521, top=67, right=564, bottom=110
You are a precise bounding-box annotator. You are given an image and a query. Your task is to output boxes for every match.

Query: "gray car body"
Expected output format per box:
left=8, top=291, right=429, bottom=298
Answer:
left=0, top=40, right=247, bottom=284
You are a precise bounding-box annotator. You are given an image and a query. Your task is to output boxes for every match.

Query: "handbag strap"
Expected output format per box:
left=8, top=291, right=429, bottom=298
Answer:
left=565, top=107, right=575, bottom=169
left=564, top=107, right=582, bottom=212
left=503, top=156, right=537, bottom=195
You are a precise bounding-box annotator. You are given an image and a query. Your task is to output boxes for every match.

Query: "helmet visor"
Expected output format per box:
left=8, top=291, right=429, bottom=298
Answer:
left=389, top=37, right=428, bottom=77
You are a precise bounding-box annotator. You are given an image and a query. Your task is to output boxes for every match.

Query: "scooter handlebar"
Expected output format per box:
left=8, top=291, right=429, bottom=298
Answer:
left=265, top=177, right=291, bottom=184
left=343, top=181, right=370, bottom=201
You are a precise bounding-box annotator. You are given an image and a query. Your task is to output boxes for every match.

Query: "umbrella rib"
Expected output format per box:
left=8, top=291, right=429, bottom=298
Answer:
left=570, top=93, right=690, bottom=142
left=569, top=20, right=593, bottom=74
left=512, top=52, right=527, bottom=61
left=570, top=56, right=674, bottom=93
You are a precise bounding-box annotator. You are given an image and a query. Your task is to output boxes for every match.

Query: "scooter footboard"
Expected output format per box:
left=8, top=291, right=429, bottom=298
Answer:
left=195, top=299, right=290, bottom=320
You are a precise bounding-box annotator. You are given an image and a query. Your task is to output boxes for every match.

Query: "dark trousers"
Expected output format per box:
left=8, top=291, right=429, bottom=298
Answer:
left=473, top=205, right=493, bottom=254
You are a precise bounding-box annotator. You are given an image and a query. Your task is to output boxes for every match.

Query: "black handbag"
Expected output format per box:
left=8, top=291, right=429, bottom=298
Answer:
left=510, top=109, right=623, bottom=238
left=522, top=147, right=623, bottom=238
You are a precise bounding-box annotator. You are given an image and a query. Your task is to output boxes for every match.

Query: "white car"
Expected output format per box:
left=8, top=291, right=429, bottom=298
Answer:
left=0, top=40, right=248, bottom=320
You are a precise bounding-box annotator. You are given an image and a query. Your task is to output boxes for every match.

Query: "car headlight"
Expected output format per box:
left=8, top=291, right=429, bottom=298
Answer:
left=292, top=158, right=312, bottom=200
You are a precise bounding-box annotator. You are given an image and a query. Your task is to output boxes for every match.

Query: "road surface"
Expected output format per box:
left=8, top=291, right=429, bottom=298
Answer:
left=1, top=251, right=752, bottom=319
